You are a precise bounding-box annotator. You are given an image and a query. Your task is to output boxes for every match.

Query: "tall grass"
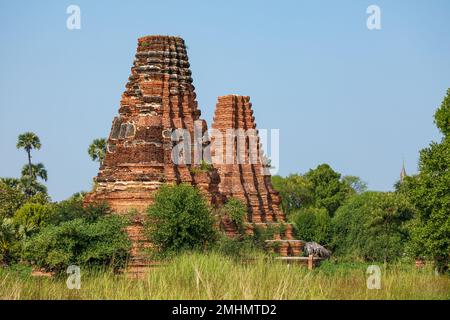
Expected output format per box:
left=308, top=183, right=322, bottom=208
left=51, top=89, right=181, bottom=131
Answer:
left=0, top=252, right=448, bottom=300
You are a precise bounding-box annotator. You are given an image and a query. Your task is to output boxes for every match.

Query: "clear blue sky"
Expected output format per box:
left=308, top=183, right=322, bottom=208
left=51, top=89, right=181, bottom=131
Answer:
left=1, top=0, right=449, bottom=201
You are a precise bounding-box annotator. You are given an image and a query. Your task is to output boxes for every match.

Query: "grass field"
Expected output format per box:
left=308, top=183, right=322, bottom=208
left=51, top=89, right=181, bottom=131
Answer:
left=0, top=252, right=449, bottom=300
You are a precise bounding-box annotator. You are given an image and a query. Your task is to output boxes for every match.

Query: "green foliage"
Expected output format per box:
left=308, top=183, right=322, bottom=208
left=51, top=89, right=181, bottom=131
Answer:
left=271, top=174, right=314, bottom=215
left=305, top=164, right=352, bottom=216
left=145, top=184, right=217, bottom=253
left=434, top=88, right=450, bottom=137
left=13, top=203, right=54, bottom=234
left=251, top=223, right=285, bottom=249
left=22, top=216, right=130, bottom=272
left=49, top=194, right=109, bottom=225
left=20, top=163, right=48, bottom=182
left=331, top=192, right=415, bottom=262
left=88, top=138, right=107, bottom=166
left=220, top=198, right=247, bottom=234
left=189, top=160, right=214, bottom=174
left=341, top=175, right=367, bottom=194
left=399, top=91, right=450, bottom=271
left=291, top=207, right=331, bottom=245
left=19, top=177, right=48, bottom=196
left=0, top=181, right=26, bottom=219
left=0, top=218, right=25, bottom=264
left=16, top=132, right=41, bottom=153
left=212, top=234, right=262, bottom=260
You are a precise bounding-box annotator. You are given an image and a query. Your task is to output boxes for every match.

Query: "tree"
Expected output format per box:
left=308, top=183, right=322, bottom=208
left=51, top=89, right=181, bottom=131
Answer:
left=16, top=132, right=42, bottom=196
left=22, top=216, right=130, bottom=273
left=272, top=174, right=314, bottom=215
left=19, top=176, right=47, bottom=197
left=0, top=181, right=25, bottom=219
left=0, top=218, right=25, bottom=264
left=88, top=138, right=107, bottom=166
left=13, top=203, right=54, bottom=235
left=403, top=89, right=450, bottom=272
left=331, top=192, right=415, bottom=262
left=291, top=207, right=331, bottom=245
left=434, top=88, right=450, bottom=137
left=21, top=163, right=48, bottom=182
left=342, top=175, right=367, bottom=194
left=304, top=164, right=352, bottom=216
left=145, top=184, right=217, bottom=253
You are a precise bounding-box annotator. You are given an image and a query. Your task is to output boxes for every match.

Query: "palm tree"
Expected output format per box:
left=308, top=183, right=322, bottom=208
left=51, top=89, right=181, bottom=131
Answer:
left=88, top=138, right=107, bottom=167
left=21, top=163, right=48, bottom=182
left=16, top=132, right=41, bottom=181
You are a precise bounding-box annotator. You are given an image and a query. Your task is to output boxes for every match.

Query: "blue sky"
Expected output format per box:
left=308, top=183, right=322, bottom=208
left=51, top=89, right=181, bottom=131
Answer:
left=1, top=0, right=449, bottom=201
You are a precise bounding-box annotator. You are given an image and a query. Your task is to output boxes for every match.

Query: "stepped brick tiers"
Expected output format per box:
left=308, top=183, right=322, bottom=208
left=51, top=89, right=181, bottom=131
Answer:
left=211, top=95, right=304, bottom=256
left=85, top=35, right=304, bottom=274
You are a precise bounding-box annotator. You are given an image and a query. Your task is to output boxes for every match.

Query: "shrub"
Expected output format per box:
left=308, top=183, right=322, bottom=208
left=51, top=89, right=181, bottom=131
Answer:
left=49, top=194, right=110, bottom=225
left=0, top=181, right=25, bottom=219
left=213, top=234, right=262, bottom=260
left=218, top=198, right=247, bottom=234
left=22, top=215, right=130, bottom=273
left=145, top=184, right=216, bottom=253
left=331, top=192, right=415, bottom=262
left=13, top=203, right=54, bottom=234
left=291, top=207, right=331, bottom=245
left=0, top=218, right=25, bottom=264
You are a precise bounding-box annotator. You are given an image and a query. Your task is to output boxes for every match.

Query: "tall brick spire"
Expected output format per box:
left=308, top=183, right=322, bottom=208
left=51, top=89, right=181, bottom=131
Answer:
left=211, top=95, right=304, bottom=257
left=211, top=95, right=284, bottom=223
left=85, top=35, right=213, bottom=212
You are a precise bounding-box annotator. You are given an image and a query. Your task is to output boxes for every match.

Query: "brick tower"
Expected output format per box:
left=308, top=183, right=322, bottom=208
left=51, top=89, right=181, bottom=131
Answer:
left=85, top=35, right=219, bottom=213
left=211, top=95, right=304, bottom=256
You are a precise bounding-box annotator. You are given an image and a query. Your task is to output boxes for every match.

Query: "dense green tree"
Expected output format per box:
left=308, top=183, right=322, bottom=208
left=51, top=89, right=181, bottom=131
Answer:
left=22, top=215, right=130, bottom=272
left=332, top=192, right=415, bottom=262
left=145, top=184, right=216, bottom=253
left=434, top=88, right=450, bottom=137
left=305, top=164, right=352, bottom=216
left=272, top=174, right=314, bottom=215
left=13, top=203, right=54, bottom=235
left=401, top=89, right=450, bottom=272
left=88, top=138, right=107, bottom=166
left=291, top=207, right=331, bottom=245
left=342, top=175, right=367, bottom=194
left=0, top=181, right=26, bottom=219
left=0, top=218, right=25, bottom=264
left=18, top=176, right=47, bottom=196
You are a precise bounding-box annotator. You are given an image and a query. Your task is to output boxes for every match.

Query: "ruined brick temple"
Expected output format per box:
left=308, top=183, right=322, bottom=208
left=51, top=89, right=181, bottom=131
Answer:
left=85, top=35, right=304, bottom=271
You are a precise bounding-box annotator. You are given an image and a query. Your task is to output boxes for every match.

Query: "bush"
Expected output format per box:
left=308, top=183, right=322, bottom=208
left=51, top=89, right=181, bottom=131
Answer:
left=13, top=203, right=54, bottom=234
left=0, top=218, right=25, bottom=264
left=49, top=194, right=110, bottom=225
left=22, top=215, right=130, bottom=273
left=291, top=207, right=331, bottom=245
left=0, top=181, right=25, bottom=219
left=331, top=192, right=415, bottom=262
left=212, top=234, right=263, bottom=260
left=217, top=198, right=248, bottom=234
left=145, top=184, right=217, bottom=253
